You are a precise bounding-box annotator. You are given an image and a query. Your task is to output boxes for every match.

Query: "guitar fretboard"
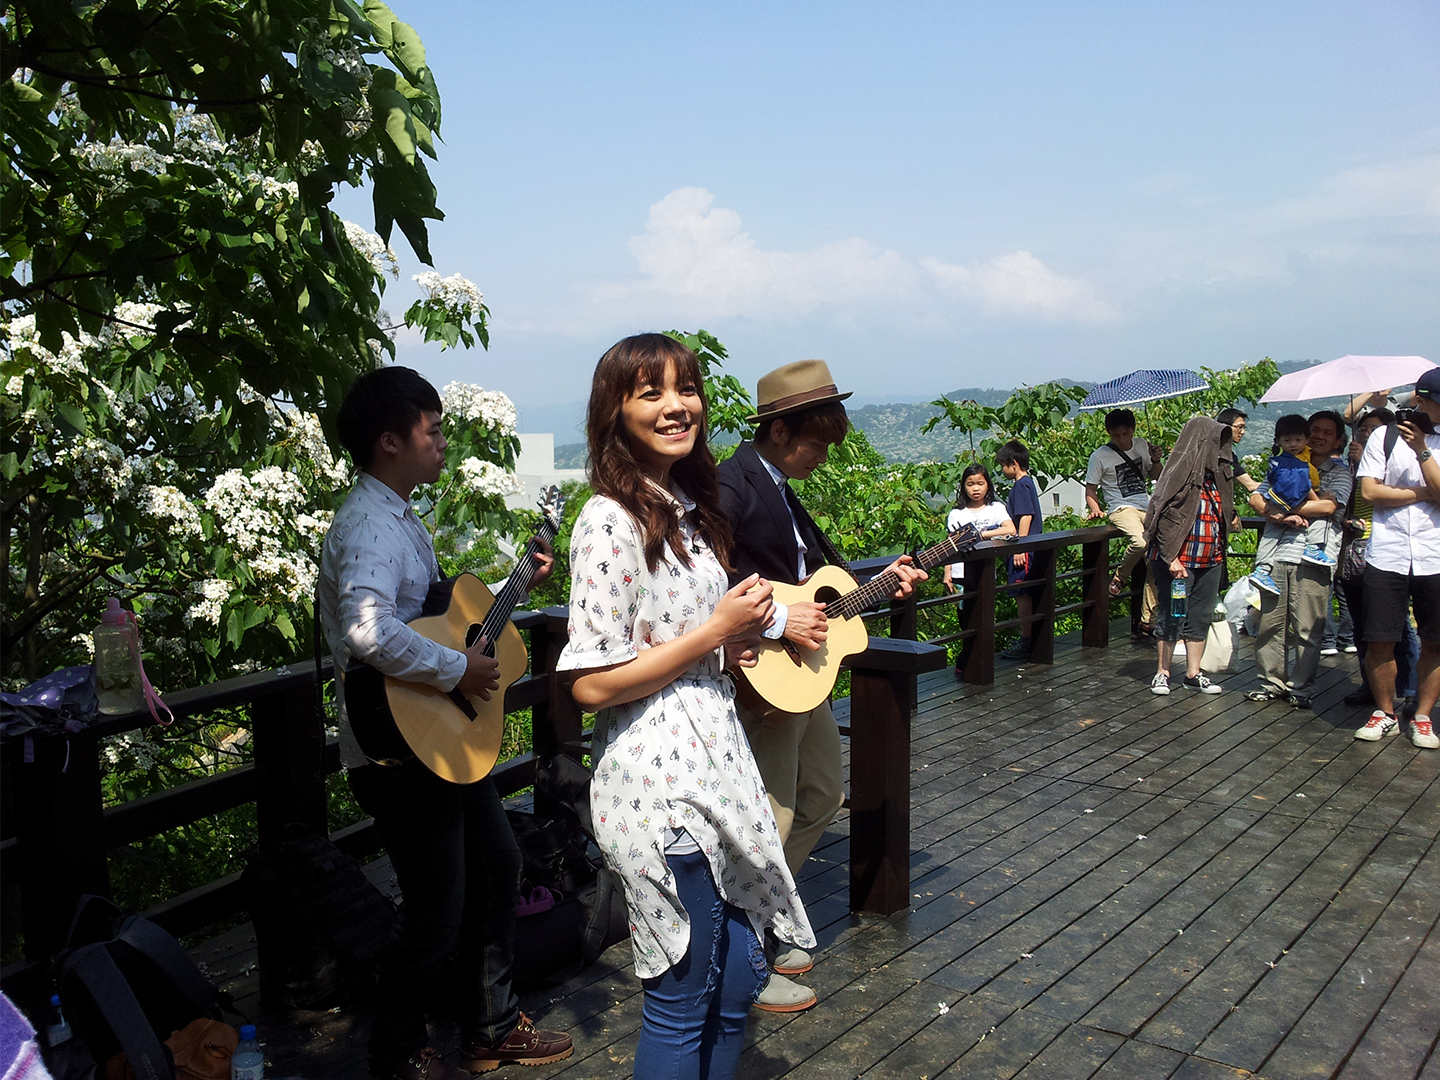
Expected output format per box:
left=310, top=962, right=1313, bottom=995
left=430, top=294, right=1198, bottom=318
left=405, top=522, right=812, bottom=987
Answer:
left=825, top=525, right=979, bottom=621
left=476, top=515, right=561, bottom=657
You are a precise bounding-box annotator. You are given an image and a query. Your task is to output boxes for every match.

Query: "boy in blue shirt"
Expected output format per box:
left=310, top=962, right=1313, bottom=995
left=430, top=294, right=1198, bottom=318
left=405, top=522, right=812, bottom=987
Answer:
left=999, top=440, right=1044, bottom=659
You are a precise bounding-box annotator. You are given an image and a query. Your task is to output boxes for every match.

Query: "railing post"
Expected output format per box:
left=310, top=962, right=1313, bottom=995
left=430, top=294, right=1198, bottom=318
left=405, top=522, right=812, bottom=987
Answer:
left=1082, top=531, right=1111, bottom=648
left=252, top=673, right=327, bottom=844
left=889, top=592, right=918, bottom=642
left=961, top=555, right=996, bottom=686
left=11, top=732, right=108, bottom=960
left=1030, top=547, right=1057, bottom=665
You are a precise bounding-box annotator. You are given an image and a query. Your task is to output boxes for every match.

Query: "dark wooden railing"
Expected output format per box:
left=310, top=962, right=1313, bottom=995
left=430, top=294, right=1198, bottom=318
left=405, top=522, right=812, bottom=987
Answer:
left=0, top=519, right=1268, bottom=994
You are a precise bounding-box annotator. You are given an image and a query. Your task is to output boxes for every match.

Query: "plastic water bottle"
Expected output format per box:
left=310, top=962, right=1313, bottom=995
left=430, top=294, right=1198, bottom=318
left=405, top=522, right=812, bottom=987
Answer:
left=93, top=597, right=144, bottom=715
left=45, top=994, right=72, bottom=1048
left=232, top=1024, right=264, bottom=1079
left=1170, top=577, right=1188, bottom=618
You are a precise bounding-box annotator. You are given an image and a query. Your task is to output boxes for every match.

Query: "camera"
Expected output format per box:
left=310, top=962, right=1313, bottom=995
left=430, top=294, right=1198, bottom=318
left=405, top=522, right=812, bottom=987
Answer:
left=1395, top=407, right=1437, bottom=435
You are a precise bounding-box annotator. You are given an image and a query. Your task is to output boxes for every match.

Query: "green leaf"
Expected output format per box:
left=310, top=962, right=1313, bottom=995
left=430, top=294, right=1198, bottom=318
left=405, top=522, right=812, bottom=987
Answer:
left=54, top=402, right=88, bottom=438
left=373, top=88, right=418, bottom=165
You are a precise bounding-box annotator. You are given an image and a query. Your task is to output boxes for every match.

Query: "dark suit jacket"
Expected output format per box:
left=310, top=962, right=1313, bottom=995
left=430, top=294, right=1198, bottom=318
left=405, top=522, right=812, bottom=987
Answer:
left=717, top=441, right=827, bottom=588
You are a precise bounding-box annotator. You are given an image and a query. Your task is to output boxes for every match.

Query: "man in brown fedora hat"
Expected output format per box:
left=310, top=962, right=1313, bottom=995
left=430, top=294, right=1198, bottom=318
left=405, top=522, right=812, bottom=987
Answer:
left=717, top=359, right=926, bottom=1012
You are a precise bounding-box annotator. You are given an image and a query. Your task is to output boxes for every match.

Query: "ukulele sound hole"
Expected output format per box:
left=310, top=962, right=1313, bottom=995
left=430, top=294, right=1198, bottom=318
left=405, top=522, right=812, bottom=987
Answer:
left=814, top=585, right=842, bottom=606
left=465, top=624, right=484, bottom=648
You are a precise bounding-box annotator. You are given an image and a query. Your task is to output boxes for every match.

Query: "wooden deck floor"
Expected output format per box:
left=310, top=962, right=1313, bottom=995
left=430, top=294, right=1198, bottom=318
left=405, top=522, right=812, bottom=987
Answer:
left=196, top=627, right=1440, bottom=1080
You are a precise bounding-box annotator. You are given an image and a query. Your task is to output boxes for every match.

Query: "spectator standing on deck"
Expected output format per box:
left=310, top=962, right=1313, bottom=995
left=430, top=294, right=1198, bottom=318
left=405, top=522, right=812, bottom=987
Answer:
left=943, top=463, right=1016, bottom=677
left=1353, top=371, right=1440, bottom=749
left=998, top=441, right=1044, bottom=660
left=1142, top=415, right=1235, bottom=696
left=1084, top=408, right=1164, bottom=634
left=1338, top=409, right=1420, bottom=712
left=1244, top=411, right=1351, bottom=709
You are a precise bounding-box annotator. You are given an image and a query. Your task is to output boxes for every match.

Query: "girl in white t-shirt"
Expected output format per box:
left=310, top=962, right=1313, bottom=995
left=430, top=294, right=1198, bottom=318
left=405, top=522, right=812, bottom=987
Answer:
left=942, top=464, right=1016, bottom=591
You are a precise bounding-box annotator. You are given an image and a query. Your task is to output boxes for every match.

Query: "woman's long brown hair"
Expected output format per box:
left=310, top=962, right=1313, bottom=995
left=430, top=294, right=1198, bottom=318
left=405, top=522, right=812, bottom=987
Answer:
left=586, top=334, right=734, bottom=573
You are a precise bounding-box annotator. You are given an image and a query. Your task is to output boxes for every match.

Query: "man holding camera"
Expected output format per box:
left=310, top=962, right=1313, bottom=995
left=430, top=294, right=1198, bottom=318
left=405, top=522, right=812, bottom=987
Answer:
left=1353, top=371, right=1440, bottom=749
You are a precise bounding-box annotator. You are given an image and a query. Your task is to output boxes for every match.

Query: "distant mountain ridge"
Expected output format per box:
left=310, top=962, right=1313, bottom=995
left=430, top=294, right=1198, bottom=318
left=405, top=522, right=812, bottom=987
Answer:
left=552, top=362, right=1352, bottom=468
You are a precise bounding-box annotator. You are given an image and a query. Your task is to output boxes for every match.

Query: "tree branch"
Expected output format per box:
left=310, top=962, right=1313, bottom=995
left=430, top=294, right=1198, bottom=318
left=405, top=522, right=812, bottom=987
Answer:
left=24, top=58, right=281, bottom=108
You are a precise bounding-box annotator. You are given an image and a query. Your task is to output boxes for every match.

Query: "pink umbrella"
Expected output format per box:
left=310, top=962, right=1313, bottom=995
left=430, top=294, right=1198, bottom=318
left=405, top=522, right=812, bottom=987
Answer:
left=1259, top=355, right=1434, bottom=402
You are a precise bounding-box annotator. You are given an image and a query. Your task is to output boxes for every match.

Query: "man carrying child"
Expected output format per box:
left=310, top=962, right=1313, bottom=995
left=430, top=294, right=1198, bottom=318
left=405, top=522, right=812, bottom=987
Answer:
left=1245, top=411, right=1351, bottom=708
left=1084, top=408, right=1164, bottom=633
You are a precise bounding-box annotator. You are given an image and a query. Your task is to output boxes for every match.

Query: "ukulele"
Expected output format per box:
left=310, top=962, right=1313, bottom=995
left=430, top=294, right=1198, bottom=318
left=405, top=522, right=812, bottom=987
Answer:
left=346, top=486, right=565, bottom=783
left=738, top=524, right=980, bottom=715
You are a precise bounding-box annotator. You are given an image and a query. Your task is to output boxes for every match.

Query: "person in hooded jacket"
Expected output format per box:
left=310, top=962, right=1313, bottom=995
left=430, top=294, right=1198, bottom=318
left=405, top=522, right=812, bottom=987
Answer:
left=1143, top=415, right=1236, bottom=696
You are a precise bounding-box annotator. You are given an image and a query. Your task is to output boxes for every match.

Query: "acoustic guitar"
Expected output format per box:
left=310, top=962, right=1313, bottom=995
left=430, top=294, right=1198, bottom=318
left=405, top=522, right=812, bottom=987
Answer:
left=739, top=524, right=981, bottom=715
left=346, top=487, right=564, bottom=784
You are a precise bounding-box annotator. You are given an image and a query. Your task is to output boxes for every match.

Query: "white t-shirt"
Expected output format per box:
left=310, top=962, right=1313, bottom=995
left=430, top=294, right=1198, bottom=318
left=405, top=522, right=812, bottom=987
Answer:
left=947, top=504, right=1012, bottom=579
left=1356, top=425, right=1440, bottom=576
left=1085, top=438, right=1153, bottom=512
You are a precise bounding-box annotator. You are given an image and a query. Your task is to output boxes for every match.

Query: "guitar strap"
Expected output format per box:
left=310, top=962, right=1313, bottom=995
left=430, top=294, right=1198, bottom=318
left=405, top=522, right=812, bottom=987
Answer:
left=783, top=483, right=853, bottom=577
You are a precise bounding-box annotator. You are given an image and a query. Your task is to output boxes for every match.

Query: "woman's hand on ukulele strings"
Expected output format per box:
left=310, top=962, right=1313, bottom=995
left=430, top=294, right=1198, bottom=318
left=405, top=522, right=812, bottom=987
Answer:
left=711, top=574, right=776, bottom=644
left=724, top=639, right=761, bottom=670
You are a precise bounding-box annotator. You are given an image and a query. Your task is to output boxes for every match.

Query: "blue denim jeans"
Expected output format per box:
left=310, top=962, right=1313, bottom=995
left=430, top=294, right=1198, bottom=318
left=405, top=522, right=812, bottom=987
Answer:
left=633, top=851, right=767, bottom=1080
left=348, top=762, right=522, bottom=1066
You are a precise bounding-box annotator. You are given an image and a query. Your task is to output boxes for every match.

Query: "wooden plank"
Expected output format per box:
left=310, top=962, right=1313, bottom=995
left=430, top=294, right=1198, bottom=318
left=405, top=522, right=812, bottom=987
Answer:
left=1010, top=1022, right=1125, bottom=1079
left=1193, top=831, right=1428, bottom=1071
left=1261, top=832, right=1440, bottom=1079
left=934, top=999, right=1069, bottom=1079
left=1135, top=820, right=1386, bottom=1054
left=1087, top=1038, right=1185, bottom=1079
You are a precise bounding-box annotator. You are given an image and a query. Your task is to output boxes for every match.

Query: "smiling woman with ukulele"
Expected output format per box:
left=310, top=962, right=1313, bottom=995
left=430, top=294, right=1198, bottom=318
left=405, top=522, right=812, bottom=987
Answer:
left=557, top=334, right=814, bottom=1080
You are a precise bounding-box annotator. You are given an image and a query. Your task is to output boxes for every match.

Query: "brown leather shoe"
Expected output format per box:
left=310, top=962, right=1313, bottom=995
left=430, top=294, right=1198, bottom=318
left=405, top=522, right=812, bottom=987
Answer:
left=458, top=1014, right=574, bottom=1073
left=372, top=1047, right=470, bottom=1080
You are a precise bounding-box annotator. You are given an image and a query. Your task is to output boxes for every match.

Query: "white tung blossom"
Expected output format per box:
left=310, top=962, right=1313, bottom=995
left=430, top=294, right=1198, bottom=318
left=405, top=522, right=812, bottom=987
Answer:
left=77, top=138, right=173, bottom=175
left=283, top=411, right=351, bottom=488
left=414, top=272, right=485, bottom=320
left=187, top=579, right=233, bottom=628
left=457, top=456, right=522, bottom=499
left=441, top=382, right=517, bottom=436
left=344, top=221, right=399, bottom=280
left=140, top=484, right=202, bottom=538
left=243, top=172, right=300, bottom=204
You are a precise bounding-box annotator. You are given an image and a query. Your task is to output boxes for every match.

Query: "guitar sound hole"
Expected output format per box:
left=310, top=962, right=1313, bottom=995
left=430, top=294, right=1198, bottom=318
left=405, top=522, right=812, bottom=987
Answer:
left=465, top=624, right=484, bottom=648
left=814, top=586, right=842, bottom=606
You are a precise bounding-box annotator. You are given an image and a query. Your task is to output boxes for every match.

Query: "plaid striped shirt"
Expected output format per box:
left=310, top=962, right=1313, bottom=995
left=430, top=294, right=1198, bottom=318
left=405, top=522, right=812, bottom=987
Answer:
left=1181, top=473, right=1224, bottom=568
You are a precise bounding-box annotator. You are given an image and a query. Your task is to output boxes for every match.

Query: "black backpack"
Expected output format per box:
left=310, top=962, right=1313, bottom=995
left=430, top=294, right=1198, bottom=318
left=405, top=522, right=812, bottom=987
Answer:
left=54, top=895, right=223, bottom=1080
left=240, top=823, right=397, bottom=1009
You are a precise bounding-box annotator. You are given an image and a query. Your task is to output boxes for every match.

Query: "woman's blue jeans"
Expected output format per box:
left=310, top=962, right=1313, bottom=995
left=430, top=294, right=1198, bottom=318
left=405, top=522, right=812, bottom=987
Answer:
left=632, top=851, right=767, bottom=1080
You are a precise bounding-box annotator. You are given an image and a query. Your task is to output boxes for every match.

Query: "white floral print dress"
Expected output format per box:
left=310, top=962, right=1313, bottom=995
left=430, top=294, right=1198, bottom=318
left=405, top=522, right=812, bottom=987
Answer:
left=556, top=487, right=815, bottom=979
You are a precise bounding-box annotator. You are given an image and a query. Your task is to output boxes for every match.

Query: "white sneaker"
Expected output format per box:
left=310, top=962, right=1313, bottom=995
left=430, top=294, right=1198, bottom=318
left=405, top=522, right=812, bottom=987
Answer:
left=1355, top=711, right=1399, bottom=741
left=1151, top=673, right=1171, bottom=696
left=1411, top=716, right=1440, bottom=750
left=1320, top=645, right=1339, bottom=656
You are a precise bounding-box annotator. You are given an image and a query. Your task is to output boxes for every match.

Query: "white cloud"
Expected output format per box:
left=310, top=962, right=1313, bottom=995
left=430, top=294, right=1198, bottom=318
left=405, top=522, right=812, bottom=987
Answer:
left=585, top=186, right=1112, bottom=327
left=922, top=251, right=1116, bottom=322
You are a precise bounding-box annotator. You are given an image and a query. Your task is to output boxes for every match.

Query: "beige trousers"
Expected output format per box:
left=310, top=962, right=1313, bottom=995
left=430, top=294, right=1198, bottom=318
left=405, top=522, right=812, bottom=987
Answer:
left=1110, top=505, right=1158, bottom=624
left=736, top=697, right=845, bottom=876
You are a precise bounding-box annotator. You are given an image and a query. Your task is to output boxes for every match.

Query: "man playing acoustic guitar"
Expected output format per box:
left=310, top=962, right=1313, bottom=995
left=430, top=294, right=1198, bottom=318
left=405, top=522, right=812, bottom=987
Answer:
left=717, top=360, right=926, bottom=1011
left=317, top=367, right=572, bottom=1080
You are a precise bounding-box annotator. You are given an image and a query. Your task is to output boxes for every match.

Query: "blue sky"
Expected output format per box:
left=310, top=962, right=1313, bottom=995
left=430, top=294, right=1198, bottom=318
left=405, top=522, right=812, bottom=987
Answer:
left=334, top=1, right=1440, bottom=440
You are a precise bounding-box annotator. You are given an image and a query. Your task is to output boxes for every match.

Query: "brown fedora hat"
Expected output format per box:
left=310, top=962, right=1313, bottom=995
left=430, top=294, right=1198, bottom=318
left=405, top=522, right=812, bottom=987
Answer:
left=747, top=359, right=852, bottom=423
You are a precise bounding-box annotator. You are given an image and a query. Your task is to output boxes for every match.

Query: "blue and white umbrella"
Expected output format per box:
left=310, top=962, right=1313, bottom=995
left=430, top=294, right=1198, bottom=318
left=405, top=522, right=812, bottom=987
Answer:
left=1079, top=369, right=1209, bottom=410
